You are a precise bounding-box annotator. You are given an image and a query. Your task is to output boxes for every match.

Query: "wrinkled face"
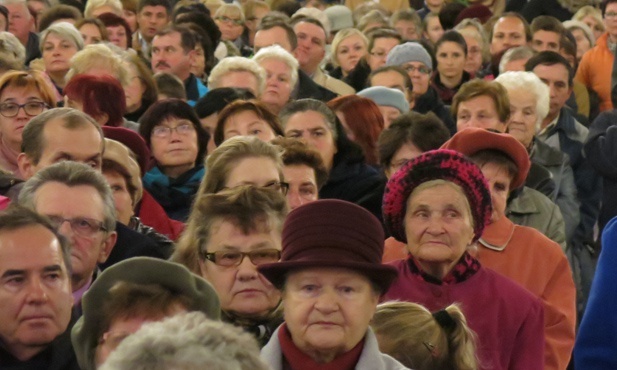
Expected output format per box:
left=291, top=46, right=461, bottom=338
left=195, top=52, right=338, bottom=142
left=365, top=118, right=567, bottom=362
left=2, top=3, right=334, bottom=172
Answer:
left=490, top=16, right=526, bottom=56
left=571, top=28, right=591, bottom=61
left=225, top=156, right=281, bottom=189
left=20, top=118, right=103, bottom=179
left=259, top=58, right=293, bottom=113
left=79, top=23, right=103, bottom=45
left=283, top=164, right=318, bottom=210
left=424, top=17, right=443, bottom=44
left=42, top=33, right=78, bottom=75
left=6, top=3, right=33, bottom=42
left=151, top=32, right=193, bottom=81
left=605, top=3, right=617, bottom=37
left=149, top=118, right=198, bottom=174
left=370, top=70, right=411, bottom=101
left=294, top=21, right=327, bottom=73
left=506, top=87, right=538, bottom=148
left=583, top=15, right=604, bottom=41
left=200, top=219, right=282, bottom=317
left=33, top=182, right=115, bottom=289
left=254, top=26, right=293, bottom=52
left=368, top=37, right=400, bottom=71
left=217, top=71, right=259, bottom=97
left=456, top=95, right=504, bottom=132
left=137, top=5, right=169, bottom=41
left=103, top=170, right=134, bottom=226
left=385, top=141, right=423, bottom=179
left=532, top=63, right=571, bottom=120
left=404, top=183, right=474, bottom=272
left=462, top=34, right=483, bottom=74
left=402, top=61, right=431, bottom=96
left=283, top=268, right=378, bottom=361
left=0, top=225, right=73, bottom=360
left=223, top=109, right=277, bottom=143
left=106, top=25, right=128, bottom=50
left=531, top=30, right=560, bottom=52
left=284, top=111, right=337, bottom=172
left=124, top=64, right=145, bottom=113
left=436, top=41, right=466, bottom=79
left=479, top=162, right=512, bottom=223
left=394, top=20, right=418, bottom=41
left=336, top=34, right=367, bottom=75
left=0, top=86, right=47, bottom=148
left=215, top=14, right=244, bottom=41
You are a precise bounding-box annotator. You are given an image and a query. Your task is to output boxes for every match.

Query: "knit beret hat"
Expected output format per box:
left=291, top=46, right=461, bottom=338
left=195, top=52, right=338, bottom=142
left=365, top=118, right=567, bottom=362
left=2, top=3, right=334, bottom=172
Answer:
left=324, top=5, right=353, bottom=32
left=103, top=138, right=143, bottom=206
left=258, top=199, right=398, bottom=293
left=563, top=20, right=595, bottom=46
left=386, top=42, right=432, bottom=69
left=357, top=86, right=410, bottom=114
left=441, top=127, right=531, bottom=189
left=383, top=149, right=492, bottom=243
left=71, top=257, right=220, bottom=370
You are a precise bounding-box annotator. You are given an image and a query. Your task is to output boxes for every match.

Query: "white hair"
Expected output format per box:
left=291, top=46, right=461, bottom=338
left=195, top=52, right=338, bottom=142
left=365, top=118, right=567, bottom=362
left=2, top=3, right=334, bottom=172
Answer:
left=0, top=31, right=26, bottom=69
left=253, top=44, right=299, bottom=87
left=208, top=56, right=266, bottom=96
left=39, top=22, right=85, bottom=54
left=495, top=71, right=550, bottom=131
left=498, top=45, right=535, bottom=75
left=99, top=312, right=270, bottom=370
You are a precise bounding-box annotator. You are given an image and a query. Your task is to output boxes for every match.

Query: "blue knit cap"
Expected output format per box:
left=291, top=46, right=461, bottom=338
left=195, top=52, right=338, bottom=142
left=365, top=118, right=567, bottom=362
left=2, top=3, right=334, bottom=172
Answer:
left=385, top=42, right=432, bottom=69
left=357, top=86, right=410, bottom=114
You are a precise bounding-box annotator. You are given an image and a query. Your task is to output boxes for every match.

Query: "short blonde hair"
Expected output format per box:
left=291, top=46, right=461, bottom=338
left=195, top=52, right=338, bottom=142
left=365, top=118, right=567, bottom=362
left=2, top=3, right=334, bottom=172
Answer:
left=573, top=5, right=605, bottom=33
left=214, top=3, right=245, bottom=24
left=84, top=0, right=123, bottom=18
left=207, top=56, right=266, bottom=96
left=66, top=43, right=129, bottom=86
left=0, top=31, right=26, bottom=70
left=253, top=44, right=299, bottom=86
left=455, top=18, right=489, bottom=64
left=331, top=27, right=368, bottom=67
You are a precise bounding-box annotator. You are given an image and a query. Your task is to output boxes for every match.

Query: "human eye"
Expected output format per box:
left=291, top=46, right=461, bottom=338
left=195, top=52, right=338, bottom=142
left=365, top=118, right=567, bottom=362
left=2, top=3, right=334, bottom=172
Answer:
left=494, top=182, right=507, bottom=192
left=457, top=113, right=469, bottom=121
left=249, top=128, right=263, bottom=135
left=217, top=251, right=241, bottom=265
left=339, top=47, right=348, bottom=54
left=44, top=271, right=62, bottom=283
left=300, top=284, right=319, bottom=294
left=74, top=217, right=96, bottom=231
left=43, top=43, right=54, bottom=51
left=286, top=131, right=301, bottom=138
left=250, top=249, right=280, bottom=264
left=494, top=33, right=504, bottom=39
left=338, top=285, right=356, bottom=295
left=445, top=209, right=460, bottom=218
left=300, top=186, right=315, bottom=196
left=312, top=129, right=325, bottom=137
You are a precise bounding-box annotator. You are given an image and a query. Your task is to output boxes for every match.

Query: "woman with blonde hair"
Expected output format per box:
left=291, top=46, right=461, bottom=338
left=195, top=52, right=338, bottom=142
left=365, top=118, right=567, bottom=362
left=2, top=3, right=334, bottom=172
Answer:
left=330, top=28, right=369, bottom=79
left=573, top=5, right=605, bottom=41
left=372, top=301, right=478, bottom=370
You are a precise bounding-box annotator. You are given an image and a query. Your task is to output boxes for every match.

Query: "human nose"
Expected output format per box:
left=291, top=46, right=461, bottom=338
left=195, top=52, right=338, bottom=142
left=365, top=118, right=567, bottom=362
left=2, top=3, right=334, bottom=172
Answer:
left=26, top=277, right=49, bottom=304
left=287, top=189, right=304, bottom=210
left=236, top=254, right=259, bottom=281
left=314, top=288, right=339, bottom=313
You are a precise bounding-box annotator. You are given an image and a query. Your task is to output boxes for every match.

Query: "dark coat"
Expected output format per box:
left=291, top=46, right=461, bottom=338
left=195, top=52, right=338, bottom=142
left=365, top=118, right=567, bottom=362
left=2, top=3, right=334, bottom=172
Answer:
left=295, top=70, right=337, bottom=102
left=99, top=222, right=170, bottom=270
left=413, top=85, right=456, bottom=136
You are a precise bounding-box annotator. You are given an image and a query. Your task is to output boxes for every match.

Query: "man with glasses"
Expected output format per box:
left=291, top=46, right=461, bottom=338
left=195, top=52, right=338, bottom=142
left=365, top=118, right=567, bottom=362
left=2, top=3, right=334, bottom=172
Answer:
left=385, top=42, right=455, bottom=134
left=151, top=24, right=208, bottom=106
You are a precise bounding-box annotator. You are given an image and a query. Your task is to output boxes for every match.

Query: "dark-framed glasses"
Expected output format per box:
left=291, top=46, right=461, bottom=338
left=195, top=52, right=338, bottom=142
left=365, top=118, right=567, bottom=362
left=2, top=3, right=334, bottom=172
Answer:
left=263, top=181, right=289, bottom=195
left=0, top=101, right=48, bottom=117
left=403, top=64, right=431, bottom=75
left=215, top=16, right=243, bottom=25
left=202, top=249, right=281, bottom=267
left=47, top=216, right=108, bottom=237
left=151, top=123, right=195, bottom=138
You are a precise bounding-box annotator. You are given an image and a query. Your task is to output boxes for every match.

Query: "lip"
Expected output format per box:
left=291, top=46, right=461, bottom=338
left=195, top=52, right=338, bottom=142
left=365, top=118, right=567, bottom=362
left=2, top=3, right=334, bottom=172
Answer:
left=236, top=289, right=263, bottom=295
left=21, top=314, right=53, bottom=322
left=312, top=321, right=340, bottom=327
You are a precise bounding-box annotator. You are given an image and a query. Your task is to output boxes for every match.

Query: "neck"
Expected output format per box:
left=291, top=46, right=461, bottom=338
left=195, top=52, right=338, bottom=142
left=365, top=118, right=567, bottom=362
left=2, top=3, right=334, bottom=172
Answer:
left=439, top=73, right=463, bottom=89
left=301, top=63, right=318, bottom=76
left=609, top=33, right=617, bottom=44
left=48, top=71, right=66, bottom=88
left=416, top=259, right=455, bottom=280
left=178, top=71, right=191, bottom=82
left=542, top=110, right=560, bottom=129
left=305, top=348, right=340, bottom=363
left=162, top=163, right=193, bottom=178
left=71, top=274, right=90, bottom=292
left=3, top=343, right=47, bottom=362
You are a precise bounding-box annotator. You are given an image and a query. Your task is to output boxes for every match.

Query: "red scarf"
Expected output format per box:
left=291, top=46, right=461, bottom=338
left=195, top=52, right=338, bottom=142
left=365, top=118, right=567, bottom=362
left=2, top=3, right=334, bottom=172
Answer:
left=278, top=323, right=365, bottom=370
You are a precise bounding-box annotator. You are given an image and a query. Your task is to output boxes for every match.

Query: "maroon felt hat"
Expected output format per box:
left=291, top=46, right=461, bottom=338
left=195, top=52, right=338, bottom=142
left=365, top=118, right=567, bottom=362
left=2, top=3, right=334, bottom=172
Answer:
left=454, top=4, right=492, bottom=25
left=102, top=126, right=152, bottom=175
left=382, top=149, right=492, bottom=244
left=258, top=199, right=398, bottom=293
left=441, top=127, right=531, bottom=189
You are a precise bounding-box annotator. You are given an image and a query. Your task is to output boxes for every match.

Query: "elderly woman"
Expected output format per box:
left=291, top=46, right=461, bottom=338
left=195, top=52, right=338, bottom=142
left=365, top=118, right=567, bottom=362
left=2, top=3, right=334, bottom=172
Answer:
left=573, top=5, right=605, bottom=41
left=330, top=28, right=369, bottom=79
left=39, top=21, right=84, bottom=95
left=214, top=4, right=251, bottom=57
left=495, top=71, right=580, bottom=246
left=280, top=99, right=386, bottom=221
left=327, top=94, right=384, bottom=166
left=454, top=19, right=489, bottom=76
left=177, top=186, right=288, bottom=347
left=253, top=45, right=298, bottom=115
left=214, top=99, right=284, bottom=146
left=443, top=128, right=577, bottom=370
left=0, top=70, right=56, bottom=176
left=71, top=257, right=221, bottom=370
left=138, top=99, right=209, bottom=221
left=208, top=56, right=266, bottom=97
left=256, top=199, right=406, bottom=369
left=432, top=30, right=471, bottom=105
left=382, top=149, right=545, bottom=370
left=563, top=20, right=595, bottom=62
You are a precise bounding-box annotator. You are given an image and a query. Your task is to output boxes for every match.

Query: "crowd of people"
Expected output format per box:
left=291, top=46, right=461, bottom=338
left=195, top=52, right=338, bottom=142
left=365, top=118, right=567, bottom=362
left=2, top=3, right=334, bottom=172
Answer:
left=0, top=0, right=616, bottom=368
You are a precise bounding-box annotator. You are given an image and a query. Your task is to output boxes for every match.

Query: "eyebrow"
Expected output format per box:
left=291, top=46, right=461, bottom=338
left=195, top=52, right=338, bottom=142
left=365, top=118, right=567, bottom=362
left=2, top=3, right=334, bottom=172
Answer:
left=219, top=242, right=274, bottom=251
left=2, top=265, right=63, bottom=278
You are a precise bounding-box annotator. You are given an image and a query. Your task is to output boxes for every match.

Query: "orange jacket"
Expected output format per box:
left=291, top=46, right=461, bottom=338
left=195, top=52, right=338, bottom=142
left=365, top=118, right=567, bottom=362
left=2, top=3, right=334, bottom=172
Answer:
left=477, top=216, right=576, bottom=370
left=576, top=33, right=613, bottom=112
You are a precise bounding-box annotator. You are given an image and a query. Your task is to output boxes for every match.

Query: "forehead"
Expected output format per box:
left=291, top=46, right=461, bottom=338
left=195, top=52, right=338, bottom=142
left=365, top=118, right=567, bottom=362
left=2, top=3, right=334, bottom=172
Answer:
left=282, top=164, right=316, bottom=183
left=533, top=63, right=569, bottom=81
left=260, top=58, right=291, bottom=73
left=285, top=110, right=329, bottom=130
left=287, top=267, right=371, bottom=284
left=372, top=70, right=406, bottom=86
left=606, top=2, right=617, bottom=11
left=33, top=182, right=106, bottom=217
left=408, top=181, right=469, bottom=209
left=339, top=34, right=364, bottom=46
left=6, top=3, right=28, bottom=14
left=533, top=30, right=560, bottom=40
left=41, top=118, right=103, bottom=152
left=207, top=218, right=280, bottom=248
left=494, top=16, right=525, bottom=33
left=0, top=225, right=65, bottom=271
left=153, top=32, right=181, bottom=46
left=0, top=85, right=42, bottom=100
left=294, top=21, right=325, bottom=39
left=255, top=27, right=291, bottom=50
left=459, top=95, right=497, bottom=111
left=373, top=37, right=399, bottom=48
left=140, top=5, right=167, bottom=14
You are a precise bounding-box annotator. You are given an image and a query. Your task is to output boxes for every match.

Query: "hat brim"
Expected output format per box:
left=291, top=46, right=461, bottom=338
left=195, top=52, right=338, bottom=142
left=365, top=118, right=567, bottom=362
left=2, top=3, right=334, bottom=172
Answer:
left=258, top=260, right=398, bottom=293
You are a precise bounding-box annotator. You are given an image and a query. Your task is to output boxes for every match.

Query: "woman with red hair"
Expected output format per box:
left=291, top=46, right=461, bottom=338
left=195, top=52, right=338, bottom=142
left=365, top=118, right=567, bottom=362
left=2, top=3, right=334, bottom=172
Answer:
left=64, top=74, right=132, bottom=129
left=327, top=95, right=385, bottom=166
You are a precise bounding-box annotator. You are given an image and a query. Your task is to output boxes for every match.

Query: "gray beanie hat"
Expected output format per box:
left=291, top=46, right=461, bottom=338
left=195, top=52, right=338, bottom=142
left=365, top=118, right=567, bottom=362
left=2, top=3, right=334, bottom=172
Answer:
left=386, top=42, right=432, bottom=69
left=358, top=86, right=410, bottom=114
left=71, top=257, right=221, bottom=370
left=324, top=5, right=353, bottom=32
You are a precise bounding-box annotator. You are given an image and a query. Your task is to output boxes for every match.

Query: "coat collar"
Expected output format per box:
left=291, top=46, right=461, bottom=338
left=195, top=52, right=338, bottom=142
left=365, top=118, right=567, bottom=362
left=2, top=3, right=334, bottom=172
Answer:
left=479, top=216, right=515, bottom=251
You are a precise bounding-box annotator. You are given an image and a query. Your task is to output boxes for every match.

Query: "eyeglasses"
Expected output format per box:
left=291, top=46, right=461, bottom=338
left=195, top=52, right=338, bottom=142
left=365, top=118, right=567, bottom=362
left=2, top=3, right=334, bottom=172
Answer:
left=215, top=16, right=243, bottom=25
left=47, top=216, right=108, bottom=237
left=606, top=12, right=617, bottom=18
left=403, top=64, right=431, bottom=75
left=151, top=123, right=195, bottom=138
left=202, top=249, right=281, bottom=267
left=0, top=101, right=48, bottom=118
left=263, top=181, right=289, bottom=195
